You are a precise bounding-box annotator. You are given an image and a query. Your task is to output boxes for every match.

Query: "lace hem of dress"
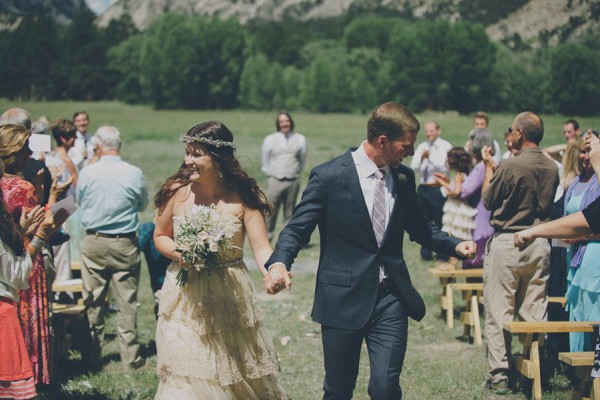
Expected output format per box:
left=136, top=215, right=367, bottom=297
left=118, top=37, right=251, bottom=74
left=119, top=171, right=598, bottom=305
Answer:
left=156, top=317, right=281, bottom=386
left=155, top=372, right=290, bottom=400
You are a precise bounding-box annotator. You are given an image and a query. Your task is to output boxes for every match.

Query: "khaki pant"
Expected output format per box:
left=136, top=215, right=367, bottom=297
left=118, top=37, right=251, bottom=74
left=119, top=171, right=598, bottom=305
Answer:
left=483, top=233, right=550, bottom=382
left=266, top=176, right=300, bottom=241
left=81, top=233, right=142, bottom=369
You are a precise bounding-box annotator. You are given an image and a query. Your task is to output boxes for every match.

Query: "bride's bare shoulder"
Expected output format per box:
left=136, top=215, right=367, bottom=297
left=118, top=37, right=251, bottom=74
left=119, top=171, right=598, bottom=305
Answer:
left=170, top=185, right=193, bottom=215
left=219, top=200, right=245, bottom=221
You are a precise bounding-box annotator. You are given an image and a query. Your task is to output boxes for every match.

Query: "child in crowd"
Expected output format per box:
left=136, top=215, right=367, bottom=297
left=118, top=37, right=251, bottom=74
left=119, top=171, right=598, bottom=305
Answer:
left=435, top=147, right=477, bottom=270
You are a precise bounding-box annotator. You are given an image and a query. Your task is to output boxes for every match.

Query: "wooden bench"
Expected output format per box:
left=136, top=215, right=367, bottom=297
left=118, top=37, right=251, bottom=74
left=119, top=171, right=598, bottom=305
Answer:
left=503, top=321, right=600, bottom=400
left=428, top=268, right=483, bottom=329
left=559, top=352, right=598, bottom=400
left=52, top=279, right=83, bottom=293
left=70, top=260, right=82, bottom=271
left=51, top=302, right=90, bottom=377
left=548, top=296, right=567, bottom=308
left=52, top=279, right=84, bottom=306
left=445, top=282, right=484, bottom=345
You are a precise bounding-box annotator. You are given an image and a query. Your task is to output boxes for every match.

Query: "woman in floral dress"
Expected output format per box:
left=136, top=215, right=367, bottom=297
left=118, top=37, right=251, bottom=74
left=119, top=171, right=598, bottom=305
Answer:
left=0, top=124, right=52, bottom=385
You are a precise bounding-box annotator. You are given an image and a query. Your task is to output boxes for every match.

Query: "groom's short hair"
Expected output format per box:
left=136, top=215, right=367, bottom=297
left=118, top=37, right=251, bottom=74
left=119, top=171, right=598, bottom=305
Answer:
left=367, top=102, right=420, bottom=143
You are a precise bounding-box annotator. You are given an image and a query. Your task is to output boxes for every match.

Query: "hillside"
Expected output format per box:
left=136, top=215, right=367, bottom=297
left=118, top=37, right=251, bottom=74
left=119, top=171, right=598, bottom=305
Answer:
left=96, top=0, right=598, bottom=47
left=0, top=0, right=597, bottom=47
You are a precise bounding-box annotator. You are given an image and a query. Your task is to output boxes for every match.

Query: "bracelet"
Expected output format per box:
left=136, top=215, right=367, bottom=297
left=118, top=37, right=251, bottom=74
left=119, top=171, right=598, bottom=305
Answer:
left=35, top=231, right=49, bottom=242
left=30, top=236, right=46, bottom=254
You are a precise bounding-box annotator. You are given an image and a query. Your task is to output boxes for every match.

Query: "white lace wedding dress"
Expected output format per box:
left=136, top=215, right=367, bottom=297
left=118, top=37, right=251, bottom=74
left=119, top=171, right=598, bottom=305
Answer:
left=155, top=212, right=289, bottom=399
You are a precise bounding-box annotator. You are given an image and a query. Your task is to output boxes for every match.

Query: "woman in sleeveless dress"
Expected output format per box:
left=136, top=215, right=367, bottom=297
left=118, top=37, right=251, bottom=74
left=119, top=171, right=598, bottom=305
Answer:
left=47, top=119, right=79, bottom=284
left=153, top=121, right=290, bottom=399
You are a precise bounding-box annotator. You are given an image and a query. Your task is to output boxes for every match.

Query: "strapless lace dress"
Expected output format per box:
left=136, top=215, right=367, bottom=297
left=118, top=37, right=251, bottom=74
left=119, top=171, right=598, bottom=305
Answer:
left=155, top=214, right=289, bottom=399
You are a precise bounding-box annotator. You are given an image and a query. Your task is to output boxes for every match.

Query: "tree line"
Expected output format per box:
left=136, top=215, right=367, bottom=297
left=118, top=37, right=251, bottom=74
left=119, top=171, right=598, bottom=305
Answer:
left=1, top=12, right=598, bottom=115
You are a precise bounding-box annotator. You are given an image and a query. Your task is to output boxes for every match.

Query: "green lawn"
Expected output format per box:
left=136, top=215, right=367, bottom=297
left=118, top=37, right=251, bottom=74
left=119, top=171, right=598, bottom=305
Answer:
left=2, top=100, right=596, bottom=399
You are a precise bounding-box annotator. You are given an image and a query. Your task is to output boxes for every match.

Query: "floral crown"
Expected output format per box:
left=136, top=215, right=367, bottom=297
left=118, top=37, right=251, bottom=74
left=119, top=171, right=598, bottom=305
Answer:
left=180, top=134, right=237, bottom=149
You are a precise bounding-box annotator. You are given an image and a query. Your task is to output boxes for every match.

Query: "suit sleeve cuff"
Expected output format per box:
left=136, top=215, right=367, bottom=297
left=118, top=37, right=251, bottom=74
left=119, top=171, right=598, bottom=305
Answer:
left=267, top=262, right=287, bottom=271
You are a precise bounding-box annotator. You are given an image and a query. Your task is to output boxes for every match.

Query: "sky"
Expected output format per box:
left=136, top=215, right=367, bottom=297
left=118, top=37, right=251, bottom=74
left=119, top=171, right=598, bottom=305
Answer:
left=85, top=0, right=115, bottom=15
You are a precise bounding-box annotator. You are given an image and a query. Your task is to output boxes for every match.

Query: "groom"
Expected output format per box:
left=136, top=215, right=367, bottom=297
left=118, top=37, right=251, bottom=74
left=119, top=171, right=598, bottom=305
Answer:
left=266, top=102, right=476, bottom=399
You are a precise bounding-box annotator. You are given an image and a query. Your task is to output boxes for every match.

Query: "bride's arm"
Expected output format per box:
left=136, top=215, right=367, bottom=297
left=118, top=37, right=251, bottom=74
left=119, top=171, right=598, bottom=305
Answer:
left=154, top=197, right=184, bottom=264
left=244, top=207, right=291, bottom=293
left=244, top=207, right=272, bottom=278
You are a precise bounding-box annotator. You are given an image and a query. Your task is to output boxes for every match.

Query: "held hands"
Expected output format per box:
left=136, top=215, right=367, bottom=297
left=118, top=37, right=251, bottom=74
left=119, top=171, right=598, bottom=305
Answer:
left=265, top=263, right=293, bottom=295
left=455, top=241, right=477, bottom=259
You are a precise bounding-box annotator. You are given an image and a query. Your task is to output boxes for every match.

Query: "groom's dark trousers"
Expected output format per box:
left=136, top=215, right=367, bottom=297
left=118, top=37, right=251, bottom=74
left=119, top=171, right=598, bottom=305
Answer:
left=266, top=150, right=461, bottom=400
left=322, top=284, right=408, bottom=399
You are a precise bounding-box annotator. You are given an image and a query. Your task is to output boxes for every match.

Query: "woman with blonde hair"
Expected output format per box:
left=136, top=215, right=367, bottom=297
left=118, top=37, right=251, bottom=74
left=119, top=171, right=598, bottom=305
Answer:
left=561, top=137, right=581, bottom=192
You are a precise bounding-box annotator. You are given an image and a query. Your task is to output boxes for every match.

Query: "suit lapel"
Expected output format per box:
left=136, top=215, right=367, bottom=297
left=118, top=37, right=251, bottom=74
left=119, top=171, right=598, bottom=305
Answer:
left=341, top=151, right=377, bottom=244
left=381, top=168, right=407, bottom=245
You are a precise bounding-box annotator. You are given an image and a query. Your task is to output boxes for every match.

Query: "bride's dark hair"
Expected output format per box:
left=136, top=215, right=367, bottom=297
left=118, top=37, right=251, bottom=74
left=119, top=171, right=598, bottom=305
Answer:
left=154, top=165, right=190, bottom=215
left=155, top=121, right=273, bottom=217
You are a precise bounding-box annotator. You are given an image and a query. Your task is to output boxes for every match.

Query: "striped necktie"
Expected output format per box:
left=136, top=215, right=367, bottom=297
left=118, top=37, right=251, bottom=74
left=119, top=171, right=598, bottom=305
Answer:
left=372, top=169, right=386, bottom=247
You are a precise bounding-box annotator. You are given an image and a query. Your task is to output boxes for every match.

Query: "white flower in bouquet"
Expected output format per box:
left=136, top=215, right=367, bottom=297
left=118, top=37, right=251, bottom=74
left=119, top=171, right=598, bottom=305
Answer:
left=175, top=204, right=239, bottom=286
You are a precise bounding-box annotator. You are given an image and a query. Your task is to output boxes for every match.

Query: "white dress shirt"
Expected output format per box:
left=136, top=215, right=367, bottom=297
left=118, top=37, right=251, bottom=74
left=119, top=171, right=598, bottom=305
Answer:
left=410, top=137, right=452, bottom=184
left=352, top=141, right=394, bottom=280
left=68, top=131, right=96, bottom=170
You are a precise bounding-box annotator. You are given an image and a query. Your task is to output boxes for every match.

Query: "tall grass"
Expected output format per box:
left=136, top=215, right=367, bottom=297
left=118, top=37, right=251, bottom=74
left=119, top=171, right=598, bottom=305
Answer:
left=2, top=100, right=596, bottom=399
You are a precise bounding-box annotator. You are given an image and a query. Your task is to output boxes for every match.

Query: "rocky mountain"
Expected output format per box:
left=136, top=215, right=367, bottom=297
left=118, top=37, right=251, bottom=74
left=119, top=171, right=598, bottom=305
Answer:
left=0, top=0, right=90, bottom=29
left=1, top=0, right=597, bottom=47
left=96, top=0, right=598, bottom=47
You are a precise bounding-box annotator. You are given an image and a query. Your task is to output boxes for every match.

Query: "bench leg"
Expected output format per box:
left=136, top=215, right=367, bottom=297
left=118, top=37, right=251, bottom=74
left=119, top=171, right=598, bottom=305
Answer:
left=471, top=294, right=482, bottom=346
left=591, top=377, right=599, bottom=400
left=531, top=341, right=543, bottom=400
left=446, top=284, right=454, bottom=329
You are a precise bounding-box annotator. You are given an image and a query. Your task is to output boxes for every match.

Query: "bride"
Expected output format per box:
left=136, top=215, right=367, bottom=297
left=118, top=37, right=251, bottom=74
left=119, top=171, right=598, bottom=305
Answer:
left=153, top=121, right=290, bottom=399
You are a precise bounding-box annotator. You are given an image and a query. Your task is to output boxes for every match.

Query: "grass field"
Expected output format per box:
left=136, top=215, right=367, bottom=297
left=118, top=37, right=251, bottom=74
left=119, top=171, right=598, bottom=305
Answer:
left=2, top=100, right=598, bottom=399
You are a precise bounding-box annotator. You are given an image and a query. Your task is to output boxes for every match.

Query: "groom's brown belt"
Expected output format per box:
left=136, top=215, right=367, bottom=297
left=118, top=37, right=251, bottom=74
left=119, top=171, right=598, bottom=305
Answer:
left=86, top=230, right=136, bottom=239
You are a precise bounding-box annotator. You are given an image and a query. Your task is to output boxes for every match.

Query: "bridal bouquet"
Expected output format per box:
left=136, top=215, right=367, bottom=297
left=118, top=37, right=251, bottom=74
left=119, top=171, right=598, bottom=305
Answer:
left=175, top=204, right=239, bottom=286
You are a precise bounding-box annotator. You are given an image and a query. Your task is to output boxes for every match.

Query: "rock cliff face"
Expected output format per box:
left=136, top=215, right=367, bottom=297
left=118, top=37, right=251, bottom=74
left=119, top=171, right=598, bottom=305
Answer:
left=96, top=0, right=597, bottom=46
left=2, top=0, right=597, bottom=47
left=485, top=0, right=597, bottom=47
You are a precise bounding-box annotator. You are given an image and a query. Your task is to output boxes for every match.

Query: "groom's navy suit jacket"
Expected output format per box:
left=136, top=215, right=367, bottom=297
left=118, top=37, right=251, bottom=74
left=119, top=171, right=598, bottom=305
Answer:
left=266, top=149, right=461, bottom=329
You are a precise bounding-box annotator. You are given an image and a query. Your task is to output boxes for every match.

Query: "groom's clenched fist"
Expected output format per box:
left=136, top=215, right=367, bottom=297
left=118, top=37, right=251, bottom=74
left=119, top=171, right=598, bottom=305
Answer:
left=455, top=241, right=477, bottom=259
